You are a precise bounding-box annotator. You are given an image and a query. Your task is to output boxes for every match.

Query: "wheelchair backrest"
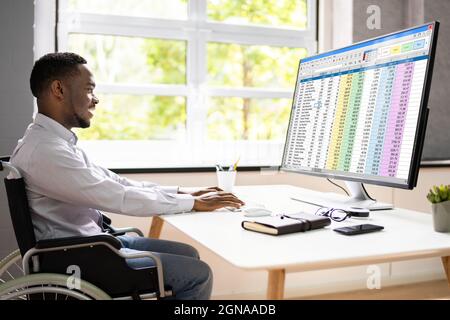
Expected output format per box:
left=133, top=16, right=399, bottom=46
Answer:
left=2, top=162, right=37, bottom=257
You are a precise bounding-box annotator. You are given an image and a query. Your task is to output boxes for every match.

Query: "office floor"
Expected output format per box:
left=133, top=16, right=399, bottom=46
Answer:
left=213, top=280, right=450, bottom=300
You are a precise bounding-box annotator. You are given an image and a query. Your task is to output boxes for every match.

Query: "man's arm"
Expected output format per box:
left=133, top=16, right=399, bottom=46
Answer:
left=89, top=159, right=244, bottom=208
left=27, top=143, right=193, bottom=216
left=91, top=161, right=225, bottom=196
left=89, top=160, right=180, bottom=193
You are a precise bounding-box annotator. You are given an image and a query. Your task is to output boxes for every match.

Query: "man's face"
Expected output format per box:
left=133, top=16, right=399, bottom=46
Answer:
left=65, top=64, right=99, bottom=129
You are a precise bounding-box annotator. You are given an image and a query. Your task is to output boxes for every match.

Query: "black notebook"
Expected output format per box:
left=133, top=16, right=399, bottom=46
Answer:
left=241, top=212, right=331, bottom=236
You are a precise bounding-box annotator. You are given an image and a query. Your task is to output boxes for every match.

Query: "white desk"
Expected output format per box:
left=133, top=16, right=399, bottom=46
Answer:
left=149, top=185, right=450, bottom=299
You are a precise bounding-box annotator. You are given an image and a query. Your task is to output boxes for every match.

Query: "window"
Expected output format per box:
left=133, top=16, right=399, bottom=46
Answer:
left=58, top=0, right=317, bottom=168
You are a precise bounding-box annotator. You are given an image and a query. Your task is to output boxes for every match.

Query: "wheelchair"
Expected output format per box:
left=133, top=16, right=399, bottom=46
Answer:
left=0, top=158, right=172, bottom=300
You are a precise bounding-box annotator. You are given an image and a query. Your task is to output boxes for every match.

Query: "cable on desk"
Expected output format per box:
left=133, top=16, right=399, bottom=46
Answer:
left=326, top=178, right=350, bottom=196
left=361, top=183, right=376, bottom=201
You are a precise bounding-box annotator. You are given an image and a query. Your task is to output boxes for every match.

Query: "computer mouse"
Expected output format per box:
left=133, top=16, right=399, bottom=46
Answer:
left=242, top=207, right=272, bottom=217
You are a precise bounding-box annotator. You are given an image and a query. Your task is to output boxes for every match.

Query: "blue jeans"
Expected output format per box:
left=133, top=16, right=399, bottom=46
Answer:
left=116, top=235, right=212, bottom=300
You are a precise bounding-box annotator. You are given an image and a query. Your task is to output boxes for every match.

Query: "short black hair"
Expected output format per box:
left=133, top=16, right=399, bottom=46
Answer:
left=30, top=52, right=87, bottom=98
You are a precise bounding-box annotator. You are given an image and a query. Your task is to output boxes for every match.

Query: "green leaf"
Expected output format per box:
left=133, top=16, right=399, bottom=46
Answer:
left=433, top=185, right=440, bottom=195
left=439, top=185, right=448, bottom=201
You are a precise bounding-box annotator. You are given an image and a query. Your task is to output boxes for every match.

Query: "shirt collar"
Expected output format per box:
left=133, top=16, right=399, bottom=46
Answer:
left=34, top=113, right=78, bottom=145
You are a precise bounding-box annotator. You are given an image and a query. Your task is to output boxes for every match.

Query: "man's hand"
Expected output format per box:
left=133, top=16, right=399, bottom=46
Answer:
left=189, top=187, right=223, bottom=197
left=193, top=191, right=245, bottom=211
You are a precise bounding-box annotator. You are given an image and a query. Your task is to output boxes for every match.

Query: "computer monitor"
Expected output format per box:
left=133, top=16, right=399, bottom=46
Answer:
left=281, top=22, right=439, bottom=211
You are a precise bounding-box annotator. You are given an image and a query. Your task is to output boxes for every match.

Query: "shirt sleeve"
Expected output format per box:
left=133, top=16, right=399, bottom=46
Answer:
left=26, top=142, right=194, bottom=216
left=89, top=161, right=180, bottom=194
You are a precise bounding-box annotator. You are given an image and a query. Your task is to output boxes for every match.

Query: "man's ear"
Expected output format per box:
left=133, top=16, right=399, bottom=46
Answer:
left=49, top=80, right=65, bottom=100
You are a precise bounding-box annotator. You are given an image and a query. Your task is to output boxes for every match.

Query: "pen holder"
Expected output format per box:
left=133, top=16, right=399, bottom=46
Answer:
left=216, top=170, right=237, bottom=192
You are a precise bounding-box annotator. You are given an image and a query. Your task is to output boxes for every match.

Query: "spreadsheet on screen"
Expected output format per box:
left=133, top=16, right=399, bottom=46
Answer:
left=283, top=24, right=434, bottom=186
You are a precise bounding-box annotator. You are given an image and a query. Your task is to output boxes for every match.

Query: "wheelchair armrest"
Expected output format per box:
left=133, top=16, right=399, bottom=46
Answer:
left=108, top=227, right=144, bottom=237
left=101, top=213, right=112, bottom=225
left=101, top=212, right=144, bottom=237
left=35, top=234, right=122, bottom=250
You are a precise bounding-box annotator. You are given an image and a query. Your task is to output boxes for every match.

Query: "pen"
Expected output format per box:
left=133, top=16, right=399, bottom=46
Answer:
left=233, top=157, right=240, bottom=171
left=228, top=157, right=240, bottom=171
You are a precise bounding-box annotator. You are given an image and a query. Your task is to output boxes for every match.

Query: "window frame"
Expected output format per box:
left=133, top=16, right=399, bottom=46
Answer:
left=56, top=0, right=317, bottom=169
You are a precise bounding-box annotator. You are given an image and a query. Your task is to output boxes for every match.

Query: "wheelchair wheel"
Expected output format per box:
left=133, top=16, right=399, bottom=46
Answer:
left=0, top=250, right=23, bottom=284
left=0, top=273, right=111, bottom=300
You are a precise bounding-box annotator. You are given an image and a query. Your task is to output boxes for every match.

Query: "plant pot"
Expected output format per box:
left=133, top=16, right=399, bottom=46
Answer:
left=431, top=201, right=450, bottom=232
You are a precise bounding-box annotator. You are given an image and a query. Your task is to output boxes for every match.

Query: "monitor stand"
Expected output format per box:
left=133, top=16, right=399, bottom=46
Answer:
left=291, top=181, right=394, bottom=211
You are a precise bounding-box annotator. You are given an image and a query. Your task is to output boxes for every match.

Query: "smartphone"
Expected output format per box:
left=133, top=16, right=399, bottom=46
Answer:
left=333, top=224, right=384, bottom=236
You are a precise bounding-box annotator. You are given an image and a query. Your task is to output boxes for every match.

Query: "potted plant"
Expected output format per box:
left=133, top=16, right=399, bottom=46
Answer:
left=426, top=185, right=450, bottom=232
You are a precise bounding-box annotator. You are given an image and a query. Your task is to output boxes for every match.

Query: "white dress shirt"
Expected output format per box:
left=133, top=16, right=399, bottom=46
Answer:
left=11, top=113, right=194, bottom=240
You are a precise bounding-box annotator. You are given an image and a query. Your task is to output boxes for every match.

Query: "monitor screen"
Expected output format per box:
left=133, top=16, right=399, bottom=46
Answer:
left=282, top=22, right=439, bottom=189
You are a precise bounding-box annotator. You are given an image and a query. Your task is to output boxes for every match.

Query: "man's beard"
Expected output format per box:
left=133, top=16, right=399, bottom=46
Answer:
left=74, top=113, right=90, bottom=128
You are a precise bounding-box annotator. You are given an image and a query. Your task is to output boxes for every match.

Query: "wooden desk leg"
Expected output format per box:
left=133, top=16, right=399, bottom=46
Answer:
left=442, top=256, right=450, bottom=287
left=267, top=269, right=285, bottom=300
left=148, top=216, right=164, bottom=239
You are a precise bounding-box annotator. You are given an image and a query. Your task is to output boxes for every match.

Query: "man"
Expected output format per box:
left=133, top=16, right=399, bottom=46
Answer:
left=11, top=52, right=244, bottom=300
